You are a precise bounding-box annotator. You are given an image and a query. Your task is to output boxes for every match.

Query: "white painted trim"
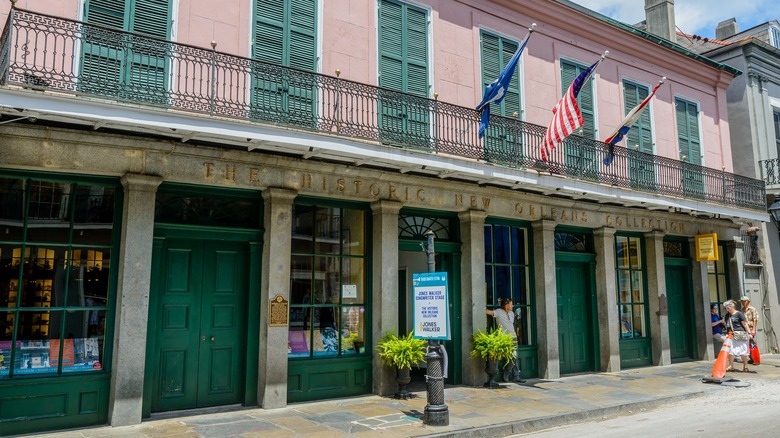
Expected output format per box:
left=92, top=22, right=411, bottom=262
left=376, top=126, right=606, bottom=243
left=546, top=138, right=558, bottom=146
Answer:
left=170, top=0, right=179, bottom=42
left=316, top=0, right=323, bottom=74
left=247, top=0, right=254, bottom=59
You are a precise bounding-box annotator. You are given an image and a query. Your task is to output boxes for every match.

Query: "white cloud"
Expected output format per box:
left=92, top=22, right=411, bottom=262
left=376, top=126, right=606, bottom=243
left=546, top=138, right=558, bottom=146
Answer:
left=573, top=0, right=775, bottom=38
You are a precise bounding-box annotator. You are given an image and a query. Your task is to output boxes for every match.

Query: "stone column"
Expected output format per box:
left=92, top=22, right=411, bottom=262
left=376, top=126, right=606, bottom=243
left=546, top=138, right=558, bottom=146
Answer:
left=594, top=227, right=620, bottom=372
left=645, top=230, right=670, bottom=366
left=258, top=188, right=297, bottom=409
left=689, top=238, right=713, bottom=360
left=458, top=209, right=488, bottom=386
left=532, top=219, right=559, bottom=379
left=108, top=173, right=162, bottom=426
left=371, top=200, right=401, bottom=395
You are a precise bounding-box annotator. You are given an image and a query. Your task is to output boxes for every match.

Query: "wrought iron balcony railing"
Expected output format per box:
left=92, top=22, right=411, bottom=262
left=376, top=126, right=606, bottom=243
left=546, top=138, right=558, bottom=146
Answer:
left=0, top=8, right=767, bottom=212
left=759, top=158, right=780, bottom=187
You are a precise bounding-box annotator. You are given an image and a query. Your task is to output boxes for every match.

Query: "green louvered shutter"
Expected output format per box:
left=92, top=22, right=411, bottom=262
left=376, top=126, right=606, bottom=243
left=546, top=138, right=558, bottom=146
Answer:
left=404, top=4, right=429, bottom=146
left=675, top=97, right=704, bottom=198
left=81, top=0, right=126, bottom=96
left=252, top=0, right=316, bottom=127
left=560, top=60, right=595, bottom=137
left=480, top=31, right=522, bottom=162
left=378, top=0, right=405, bottom=140
left=81, top=0, right=169, bottom=103
left=378, top=0, right=429, bottom=148
left=624, top=80, right=656, bottom=191
left=128, top=0, right=170, bottom=104
left=561, top=60, right=597, bottom=178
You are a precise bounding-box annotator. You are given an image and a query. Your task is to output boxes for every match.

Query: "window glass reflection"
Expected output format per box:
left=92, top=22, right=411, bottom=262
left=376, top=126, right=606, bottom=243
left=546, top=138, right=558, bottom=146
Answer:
left=27, top=181, right=71, bottom=244
left=0, top=178, right=25, bottom=241
left=340, top=306, right=365, bottom=355
left=73, top=185, right=115, bottom=245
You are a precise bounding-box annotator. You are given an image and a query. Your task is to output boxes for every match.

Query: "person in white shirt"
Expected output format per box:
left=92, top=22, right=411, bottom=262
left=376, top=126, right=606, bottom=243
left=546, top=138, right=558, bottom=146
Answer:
left=486, top=298, right=525, bottom=383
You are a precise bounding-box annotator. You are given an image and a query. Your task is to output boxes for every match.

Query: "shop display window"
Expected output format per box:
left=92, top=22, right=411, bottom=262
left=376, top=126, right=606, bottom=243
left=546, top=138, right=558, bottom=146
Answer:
left=289, top=203, right=368, bottom=359
left=615, top=235, right=647, bottom=339
left=0, top=175, right=117, bottom=379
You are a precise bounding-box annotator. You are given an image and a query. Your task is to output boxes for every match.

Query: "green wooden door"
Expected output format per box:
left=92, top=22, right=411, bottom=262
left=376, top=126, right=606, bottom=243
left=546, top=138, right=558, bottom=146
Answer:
left=398, top=244, right=461, bottom=384
left=150, top=239, right=247, bottom=412
left=556, top=260, right=593, bottom=374
left=666, top=264, right=694, bottom=360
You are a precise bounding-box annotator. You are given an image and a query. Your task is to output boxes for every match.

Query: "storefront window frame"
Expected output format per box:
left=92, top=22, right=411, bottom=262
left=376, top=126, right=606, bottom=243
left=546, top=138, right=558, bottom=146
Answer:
left=0, top=170, right=121, bottom=380
left=707, top=241, right=730, bottom=310
left=614, top=233, right=650, bottom=340
left=288, top=197, right=371, bottom=360
left=484, top=219, right=535, bottom=347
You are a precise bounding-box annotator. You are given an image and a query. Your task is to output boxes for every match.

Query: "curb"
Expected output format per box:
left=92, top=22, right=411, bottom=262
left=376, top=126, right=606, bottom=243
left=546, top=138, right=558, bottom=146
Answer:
left=420, top=391, right=706, bottom=438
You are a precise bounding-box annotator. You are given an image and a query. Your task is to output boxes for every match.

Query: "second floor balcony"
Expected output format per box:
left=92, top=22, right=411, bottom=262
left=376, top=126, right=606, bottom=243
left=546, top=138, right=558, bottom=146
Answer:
left=0, top=7, right=767, bottom=215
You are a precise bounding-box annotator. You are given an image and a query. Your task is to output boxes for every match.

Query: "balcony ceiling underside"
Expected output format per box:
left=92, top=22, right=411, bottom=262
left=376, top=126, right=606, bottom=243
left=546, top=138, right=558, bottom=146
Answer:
left=0, top=88, right=767, bottom=223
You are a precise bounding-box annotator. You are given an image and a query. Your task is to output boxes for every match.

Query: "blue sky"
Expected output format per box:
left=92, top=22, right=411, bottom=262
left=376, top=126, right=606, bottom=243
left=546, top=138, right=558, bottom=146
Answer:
left=573, top=0, right=776, bottom=39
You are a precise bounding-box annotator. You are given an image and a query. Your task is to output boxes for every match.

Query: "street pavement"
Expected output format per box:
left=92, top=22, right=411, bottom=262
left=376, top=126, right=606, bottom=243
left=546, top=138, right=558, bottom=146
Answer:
left=23, top=354, right=780, bottom=438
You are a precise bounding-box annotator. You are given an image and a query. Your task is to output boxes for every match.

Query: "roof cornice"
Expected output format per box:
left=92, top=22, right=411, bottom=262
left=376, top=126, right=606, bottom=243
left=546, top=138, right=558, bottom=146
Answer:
left=553, top=0, right=741, bottom=77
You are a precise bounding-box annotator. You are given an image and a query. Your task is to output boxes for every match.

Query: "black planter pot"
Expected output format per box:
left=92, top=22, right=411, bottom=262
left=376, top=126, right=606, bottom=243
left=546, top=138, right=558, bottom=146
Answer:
left=484, top=358, right=499, bottom=388
left=395, top=366, right=413, bottom=399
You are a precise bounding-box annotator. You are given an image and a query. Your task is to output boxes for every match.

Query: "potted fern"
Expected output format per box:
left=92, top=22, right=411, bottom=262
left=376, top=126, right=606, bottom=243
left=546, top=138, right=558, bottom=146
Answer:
left=376, top=331, right=427, bottom=399
left=471, top=328, right=517, bottom=388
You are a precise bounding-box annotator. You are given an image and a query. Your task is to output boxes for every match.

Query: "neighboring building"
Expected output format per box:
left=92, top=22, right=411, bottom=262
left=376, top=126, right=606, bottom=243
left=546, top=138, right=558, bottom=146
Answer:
left=675, top=15, right=780, bottom=355
left=0, top=0, right=766, bottom=434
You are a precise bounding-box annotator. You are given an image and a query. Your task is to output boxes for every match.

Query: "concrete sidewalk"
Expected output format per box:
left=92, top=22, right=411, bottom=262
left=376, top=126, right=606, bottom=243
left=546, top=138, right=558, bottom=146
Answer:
left=28, top=355, right=780, bottom=438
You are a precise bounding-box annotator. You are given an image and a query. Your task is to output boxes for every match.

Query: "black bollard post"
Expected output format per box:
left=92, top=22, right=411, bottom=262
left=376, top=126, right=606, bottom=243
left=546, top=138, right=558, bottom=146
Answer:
left=421, top=230, right=449, bottom=426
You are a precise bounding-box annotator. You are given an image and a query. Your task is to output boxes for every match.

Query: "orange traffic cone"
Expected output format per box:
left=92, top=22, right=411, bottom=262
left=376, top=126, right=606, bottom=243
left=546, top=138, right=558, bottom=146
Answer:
left=712, top=333, right=733, bottom=378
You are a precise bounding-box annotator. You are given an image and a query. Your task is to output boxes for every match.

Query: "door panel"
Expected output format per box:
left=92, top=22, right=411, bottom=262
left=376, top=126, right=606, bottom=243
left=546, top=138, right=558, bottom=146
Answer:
left=557, top=261, right=592, bottom=374
left=152, top=239, right=247, bottom=412
left=666, top=264, right=693, bottom=360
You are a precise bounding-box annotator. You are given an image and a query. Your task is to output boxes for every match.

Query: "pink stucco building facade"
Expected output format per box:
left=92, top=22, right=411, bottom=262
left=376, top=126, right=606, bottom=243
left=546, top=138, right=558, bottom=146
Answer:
left=0, top=0, right=765, bottom=435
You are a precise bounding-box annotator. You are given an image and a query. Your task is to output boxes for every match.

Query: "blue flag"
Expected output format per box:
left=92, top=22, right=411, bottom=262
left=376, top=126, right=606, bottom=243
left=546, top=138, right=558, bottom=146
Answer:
left=476, top=24, right=535, bottom=139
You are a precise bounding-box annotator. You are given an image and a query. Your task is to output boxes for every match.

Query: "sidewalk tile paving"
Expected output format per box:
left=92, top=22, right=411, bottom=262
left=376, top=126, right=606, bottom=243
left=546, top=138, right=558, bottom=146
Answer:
left=17, top=354, right=779, bottom=438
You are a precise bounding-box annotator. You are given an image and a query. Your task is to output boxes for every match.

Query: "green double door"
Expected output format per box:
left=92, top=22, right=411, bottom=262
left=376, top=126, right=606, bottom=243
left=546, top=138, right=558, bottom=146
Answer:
left=665, top=263, right=694, bottom=361
left=148, top=239, right=248, bottom=412
left=556, top=259, right=595, bottom=374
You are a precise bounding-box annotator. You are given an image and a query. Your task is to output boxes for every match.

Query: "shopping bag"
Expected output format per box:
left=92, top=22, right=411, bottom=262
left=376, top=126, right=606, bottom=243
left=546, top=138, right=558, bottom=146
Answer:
left=712, top=333, right=732, bottom=378
left=749, top=339, right=761, bottom=365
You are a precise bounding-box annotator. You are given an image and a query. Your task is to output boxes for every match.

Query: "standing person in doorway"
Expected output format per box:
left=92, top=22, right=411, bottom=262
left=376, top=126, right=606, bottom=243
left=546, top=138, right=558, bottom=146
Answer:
left=486, top=298, right=525, bottom=383
left=710, top=304, right=726, bottom=342
left=723, top=300, right=753, bottom=373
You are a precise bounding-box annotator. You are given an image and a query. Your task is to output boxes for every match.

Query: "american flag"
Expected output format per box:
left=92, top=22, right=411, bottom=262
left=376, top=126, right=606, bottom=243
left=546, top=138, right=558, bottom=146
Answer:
left=541, top=55, right=605, bottom=162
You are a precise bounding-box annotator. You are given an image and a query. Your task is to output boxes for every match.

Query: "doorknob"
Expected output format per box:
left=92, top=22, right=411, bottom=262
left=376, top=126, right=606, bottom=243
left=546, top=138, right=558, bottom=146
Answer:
left=210, top=336, right=215, bottom=342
